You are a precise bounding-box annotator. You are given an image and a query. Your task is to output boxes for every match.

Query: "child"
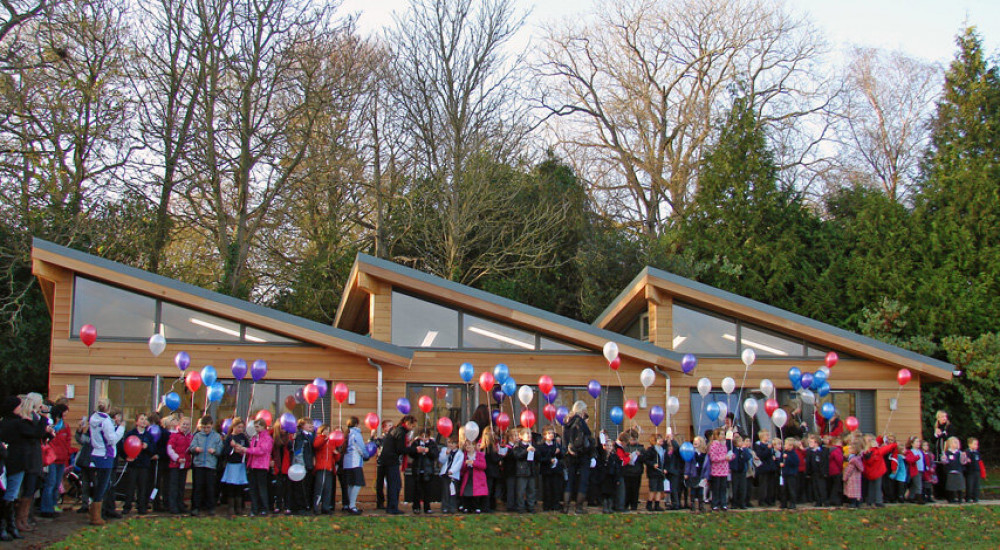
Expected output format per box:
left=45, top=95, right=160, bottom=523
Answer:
left=862, top=435, right=897, bottom=507
left=664, top=433, right=683, bottom=510
left=806, top=434, right=829, bottom=507
left=189, top=415, right=223, bottom=516
left=642, top=434, right=666, bottom=511
left=479, top=429, right=501, bottom=512
left=707, top=429, right=730, bottom=511
left=902, top=436, right=924, bottom=504
left=342, top=416, right=370, bottom=515
left=729, top=435, right=752, bottom=510
left=684, top=436, right=709, bottom=513
left=965, top=437, right=983, bottom=503
left=511, top=427, right=538, bottom=513
left=120, top=413, right=155, bottom=515
left=779, top=438, right=799, bottom=509
left=235, top=419, right=273, bottom=516
left=459, top=439, right=488, bottom=513
left=222, top=418, right=249, bottom=516
left=827, top=437, right=844, bottom=507
left=438, top=437, right=462, bottom=513
left=537, top=426, right=564, bottom=512
left=288, top=419, right=315, bottom=515
left=271, top=424, right=291, bottom=514
left=622, top=432, right=644, bottom=511
left=753, top=431, right=777, bottom=507
left=407, top=428, right=437, bottom=514
left=921, top=440, right=937, bottom=503
left=166, top=416, right=192, bottom=514
left=601, top=439, right=622, bottom=514
left=842, top=445, right=864, bottom=509
left=887, top=436, right=908, bottom=503
left=311, top=424, right=339, bottom=515
left=942, top=436, right=966, bottom=503
left=151, top=414, right=171, bottom=512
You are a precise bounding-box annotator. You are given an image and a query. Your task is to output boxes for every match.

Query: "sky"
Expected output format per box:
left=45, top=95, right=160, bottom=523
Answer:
left=338, top=0, right=1000, bottom=65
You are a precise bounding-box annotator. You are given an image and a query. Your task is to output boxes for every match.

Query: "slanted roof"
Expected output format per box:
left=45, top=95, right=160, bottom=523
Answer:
left=595, top=266, right=954, bottom=381
left=31, top=238, right=414, bottom=366
left=336, top=254, right=685, bottom=371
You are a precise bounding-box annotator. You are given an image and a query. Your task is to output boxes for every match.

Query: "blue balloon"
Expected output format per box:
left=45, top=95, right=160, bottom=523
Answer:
left=365, top=441, right=378, bottom=457
left=556, top=406, right=569, bottom=425
left=705, top=401, right=720, bottom=421
left=207, top=382, right=224, bottom=402
left=459, top=362, right=474, bottom=383
left=493, top=364, right=510, bottom=385
left=813, top=369, right=828, bottom=387
left=788, top=367, right=802, bottom=386
left=502, top=378, right=517, bottom=397
left=816, top=381, right=831, bottom=397
left=163, top=392, right=181, bottom=411
left=800, top=372, right=814, bottom=390
left=680, top=441, right=695, bottom=462
left=545, top=387, right=558, bottom=404
left=821, top=402, right=836, bottom=420
left=201, top=365, right=218, bottom=387
left=610, top=406, right=624, bottom=425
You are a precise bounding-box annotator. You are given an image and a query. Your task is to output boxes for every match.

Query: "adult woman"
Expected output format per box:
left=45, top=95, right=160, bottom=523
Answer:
left=562, top=400, right=593, bottom=514
left=40, top=403, right=73, bottom=518
left=0, top=395, right=51, bottom=539
left=88, top=398, right=123, bottom=525
left=342, top=416, right=370, bottom=514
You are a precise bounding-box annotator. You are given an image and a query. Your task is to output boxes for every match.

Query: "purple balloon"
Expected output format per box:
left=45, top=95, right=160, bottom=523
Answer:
left=294, top=388, right=305, bottom=404
left=800, top=372, right=814, bottom=390
left=231, top=358, right=248, bottom=380
left=555, top=406, right=569, bottom=425
left=545, top=387, right=558, bottom=404
left=313, top=378, right=328, bottom=398
left=366, top=441, right=378, bottom=457
left=587, top=379, right=601, bottom=399
left=174, top=351, right=191, bottom=372
left=148, top=424, right=162, bottom=443
left=649, top=405, right=665, bottom=427
left=280, top=412, right=297, bottom=434
left=491, top=409, right=500, bottom=423
left=250, top=359, right=267, bottom=382
left=221, top=418, right=233, bottom=435
left=396, top=397, right=411, bottom=415
left=492, top=388, right=505, bottom=403
left=312, top=419, right=323, bottom=431
left=681, top=353, right=697, bottom=374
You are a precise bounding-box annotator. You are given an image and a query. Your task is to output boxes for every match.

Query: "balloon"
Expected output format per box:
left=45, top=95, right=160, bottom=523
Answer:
left=496, top=413, right=511, bottom=432
left=365, top=412, right=379, bottom=431
left=623, top=399, right=638, bottom=420
left=201, top=365, right=218, bottom=387
left=80, top=324, right=97, bottom=347
left=207, top=382, right=224, bottom=402
left=231, top=358, right=248, bottom=380
left=464, top=421, right=480, bottom=442
left=587, top=380, right=601, bottom=399
left=313, top=378, right=328, bottom=398
left=329, top=429, right=345, bottom=448
left=813, top=369, right=828, bottom=387
left=284, top=395, right=298, bottom=411
left=681, top=354, right=697, bottom=374
left=163, top=392, right=181, bottom=411
left=459, top=363, right=475, bottom=383
left=825, top=351, right=839, bottom=369
left=312, top=419, right=323, bottom=432
left=788, top=367, right=802, bottom=389
left=396, top=398, right=411, bottom=414
left=185, top=371, right=202, bottom=393
left=603, top=341, right=619, bottom=362
left=415, top=395, right=433, bottom=414
left=493, top=364, right=510, bottom=385
left=491, top=409, right=500, bottom=424
left=255, top=409, right=272, bottom=428
left=538, top=375, right=554, bottom=395
left=845, top=416, right=859, bottom=432
left=764, top=399, right=779, bottom=417
left=124, top=435, right=142, bottom=459
left=502, top=378, right=517, bottom=397
left=333, top=383, right=349, bottom=404
left=221, top=418, right=233, bottom=435
left=649, top=406, right=664, bottom=427
left=517, top=385, right=534, bottom=407
left=519, top=410, right=536, bottom=429
left=897, top=368, right=911, bottom=386
left=437, top=417, right=453, bottom=438
left=174, top=351, right=191, bottom=372
left=800, top=372, right=814, bottom=390
left=821, top=402, right=836, bottom=420
left=697, top=378, right=711, bottom=397
left=680, top=442, right=695, bottom=462
left=303, top=384, right=320, bottom=405
left=608, top=357, right=621, bottom=371
left=280, top=412, right=297, bottom=434
left=294, top=388, right=305, bottom=404
left=760, top=379, right=774, bottom=398
left=478, top=372, right=495, bottom=393
left=543, top=404, right=557, bottom=422
left=667, top=396, right=680, bottom=415
left=288, top=464, right=306, bottom=482
left=250, top=359, right=268, bottom=382
left=366, top=441, right=378, bottom=457
left=610, top=406, right=624, bottom=425
left=545, top=387, right=558, bottom=404
left=706, top=401, right=720, bottom=421
left=816, top=382, right=831, bottom=398
left=148, top=424, right=162, bottom=443
left=435, top=384, right=447, bottom=398
left=771, top=409, right=787, bottom=429
left=555, top=406, right=569, bottom=425
left=741, top=348, right=756, bottom=368
left=717, top=402, right=728, bottom=421
left=743, top=398, right=758, bottom=417
left=721, top=377, right=736, bottom=395
left=800, top=389, right=815, bottom=405
left=148, top=334, right=166, bottom=357
left=492, top=388, right=505, bottom=403
left=640, top=368, right=656, bottom=389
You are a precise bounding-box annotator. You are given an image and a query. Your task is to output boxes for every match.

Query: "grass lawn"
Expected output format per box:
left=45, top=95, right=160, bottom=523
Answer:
left=51, top=505, right=1000, bottom=549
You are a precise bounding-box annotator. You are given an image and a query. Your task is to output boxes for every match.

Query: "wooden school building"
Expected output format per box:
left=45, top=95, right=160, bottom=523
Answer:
left=31, top=238, right=953, bottom=500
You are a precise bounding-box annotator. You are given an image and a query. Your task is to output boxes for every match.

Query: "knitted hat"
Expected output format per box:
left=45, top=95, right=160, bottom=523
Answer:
left=0, top=396, right=21, bottom=417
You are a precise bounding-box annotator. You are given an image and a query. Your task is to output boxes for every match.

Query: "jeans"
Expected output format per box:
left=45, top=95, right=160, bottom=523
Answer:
left=248, top=469, right=269, bottom=515
left=3, top=471, right=24, bottom=502
left=385, top=464, right=402, bottom=512
left=93, top=467, right=113, bottom=503
left=565, top=459, right=590, bottom=497
left=41, top=463, right=65, bottom=513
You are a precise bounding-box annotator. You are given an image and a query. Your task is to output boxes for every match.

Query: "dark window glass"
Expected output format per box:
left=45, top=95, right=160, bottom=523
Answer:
left=672, top=303, right=737, bottom=355
left=391, top=292, right=459, bottom=348
left=91, top=377, right=154, bottom=431
left=73, top=278, right=156, bottom=339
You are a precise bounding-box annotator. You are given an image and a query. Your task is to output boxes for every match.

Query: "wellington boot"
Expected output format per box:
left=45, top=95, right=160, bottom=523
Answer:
left=562, top=493, right=572, bottom=514
left=89, top=502, right=105, bottom=526
left=575, top=494, right=588, bottom=515
left=0, top=501, right=14, bottom=541
left=16, top=498, right=32, bottom=532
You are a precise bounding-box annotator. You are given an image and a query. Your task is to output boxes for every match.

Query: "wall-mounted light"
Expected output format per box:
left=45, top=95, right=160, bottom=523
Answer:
left=889, top=398, right=898, bottom=411
left=348, top=390, right=356, bottom=405
left=639, top=395, right=647, bottom=409
left=65, top=385, right=75, bottom=399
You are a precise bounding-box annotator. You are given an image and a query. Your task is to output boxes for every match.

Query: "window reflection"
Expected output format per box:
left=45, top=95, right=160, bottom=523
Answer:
left=73, top=278, right=156, bottom=339
left=463, top=314, right=535, bottom=350
left=672, top=304, right=737, bottom=355
left=391, top=292, right=459, bottom=348
left=161, top=302, right=241, bottom=342
left=737, top=325, right=804, bottom=357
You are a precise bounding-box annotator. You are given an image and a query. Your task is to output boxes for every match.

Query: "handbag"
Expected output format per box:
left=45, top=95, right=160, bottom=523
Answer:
left=42, top=443, right=57, bottom=466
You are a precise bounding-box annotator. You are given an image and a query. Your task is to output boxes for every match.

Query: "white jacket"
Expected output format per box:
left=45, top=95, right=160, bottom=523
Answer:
left=88, top=412, right=123, bottom=461
left=438, top=447, right=463, bottom=480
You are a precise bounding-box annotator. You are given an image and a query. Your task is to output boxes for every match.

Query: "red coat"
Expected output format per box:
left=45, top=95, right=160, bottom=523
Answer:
left=795, top=448, right=806, bottom=473
left=313, top=435, right=340, bottom=472
left=815, top=413, right=844, bottom=437
left=167, top=431, right=192, bottom=469
left=49, top=424, right=75, bottom=466
left=828, top=445, right=844, bottom=477
left=903, top=449, right=921, bottom=478
left=460, top=450, right=488, bottom=496
left=862, top=442, right=897, bottom=480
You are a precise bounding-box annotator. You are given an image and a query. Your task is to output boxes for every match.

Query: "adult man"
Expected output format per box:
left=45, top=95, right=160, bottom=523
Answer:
left=378, top=415, right=415, bottom=515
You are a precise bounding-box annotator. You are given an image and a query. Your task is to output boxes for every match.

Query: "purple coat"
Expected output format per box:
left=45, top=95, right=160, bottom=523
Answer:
left=460, top=450, right=488, bottom=496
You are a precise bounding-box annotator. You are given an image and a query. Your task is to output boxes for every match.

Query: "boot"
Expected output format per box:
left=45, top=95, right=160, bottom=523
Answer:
left=0, top=502, right=14, bottom=541
left=562, top=493, right=572, bottom=514
left=654, top=501, right=663, bottom=511
left=646, top=500, right=652, bottom=511
left=575, top=493, right=588, bottom=515
left=234, top=496, right=244, bottom=517
left=15, top=498, right=32, bottom=532
left=89, top=502, right=105, bottom=526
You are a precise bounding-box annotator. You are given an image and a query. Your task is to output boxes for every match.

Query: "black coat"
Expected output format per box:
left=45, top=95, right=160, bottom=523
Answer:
left=406, top=438, right=438, bottom=478
left=642, top=446, right=666, bottom=480
left=378, top=425, right=408, bottom=467
left=754, top=441, right=777, bottom=473
left=536, top=440, right=564, bottom=475
left=510, top=441, right=538, bottom=477
left=0, top=415, right=48, bottom=475
left=806, top=446, right=829, bottom=477
left=564, top=415, right=593, bottom=463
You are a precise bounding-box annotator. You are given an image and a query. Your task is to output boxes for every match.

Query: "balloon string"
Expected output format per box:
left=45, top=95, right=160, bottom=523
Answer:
left=883, top=385, right=903, bottom=435
left=246, top=383, right=256, bottom=426
left=736, top=365, right=750, bottom=431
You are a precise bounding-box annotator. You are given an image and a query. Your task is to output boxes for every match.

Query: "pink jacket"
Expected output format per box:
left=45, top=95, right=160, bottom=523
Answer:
left=244, top=430, right=273, bottom=471
left=460, top=450, right=488, bottom=496
left=708, top=441, right=729, bottom=477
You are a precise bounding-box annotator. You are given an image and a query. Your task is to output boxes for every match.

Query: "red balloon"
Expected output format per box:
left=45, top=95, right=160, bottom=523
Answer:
left=437, top=417, right=453, bottom=438
left=520, top=409, right=536, bottom=429
left=364, top=412, right=379, bottom=431
left=185, top=370, right=202, bottom=393
left=496, top=412, right=511, bottom=432
left=333, top=383, right=349, bottom=404
left=825, top=351, right=839, bottom=369
left=623, top=399, right=638, bottom=420
left=897, top=368, right=911, bottom=386
left=329, top=429, right=345, bottom=448
left=303, top=384, right=320, bottom=405
left=436, top=387, right=448, bottom=399
left=284, top=395, right=297, bottom=411
left=538, top=375, right=554, bottom=395
left=609, top=357, right=621, bottom=371
left=764, top=398, right=779, bottom=417
left=80, top=324, right=97, bottom=347
left=478, top=372, right=495, bottom=393
left=543, top=404, right=556, bottom=421
left=123, top=435, right=142, bottom=459
left=845, top=416, right=859, bottom=432
left=255, top=409, right=273, bottom=428
left=418, top=395, right=434, bottom=413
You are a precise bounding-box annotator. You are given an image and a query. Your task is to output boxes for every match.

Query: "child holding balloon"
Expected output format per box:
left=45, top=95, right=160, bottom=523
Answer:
left=684, top=436, right=709, bottom=513
left=234, top=418, right=273, bottom=516
left=754, top=431, right=777, bottom=507
left=707, top=429, right=730, bottom=511
left=600, top=439, right=622, bottom=514
left=407, top=428, right=438, bottom=514
left=779, top=438, right=799, bottom=509
left=166, top=416, right=192, bottom=514
left=438, top=437, right=462, bottom=513
left=189, top=415, right=224, bottom=516
left=537, top=426, right=564, bottom=512
left=221, top=417, right=249, bottom=516
left=842, top=444, right=863, bottom=509
left=511, top=427, right=538, bottom=513
left=120, top=413, right=155, bottom=515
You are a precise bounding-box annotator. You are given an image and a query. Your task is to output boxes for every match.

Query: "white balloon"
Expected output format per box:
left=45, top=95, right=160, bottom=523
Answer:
left=603, top=341, right=619, bottom=362
left=741, top=348, right=756, bottom=368
left=697, top=377, right=712, bottom=397
left=667, top=396, right=680, bottom=415
left=288, top=464, right=306, bottom=482
left=760, top=379, right=774, bottom=398
left=517, top=385, right=534, bottom=407
left=717, top=402, right=728, bottom=421
left=818, top=366, right=831, bottom=377
left=743, top=398, right=758, bottom=417
left=800, top=389, right=815, bottom=405
left=721, top=377, right=736, bottom=395
left=640, top=368, right=656, bottom=389
left=771, top=409, right=787, bottom=429
left=464, top=421, right=480, bottom=443
left=148, top=334, right=166, bottom=357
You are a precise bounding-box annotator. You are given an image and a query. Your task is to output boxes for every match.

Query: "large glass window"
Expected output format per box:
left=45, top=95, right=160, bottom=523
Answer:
left=738, top=325, right=805, bottom=357
left=160, top=303, right=241, bottom=342
left=212, top=379, right=332, bottom=427
left=91, top=377, right=155, bottom=430
left=392, top=292, right=459, bottom=348
left=672, top=304, right=737, bottom=355
left=463, top=314, right=535, bottom=350
left=244, top=326, right=297, bottom=344
left=689, top=390, right=740, bottom=440
left=73, top=278, right=156, bottom=339
left=406, top=384, right=470, bottom=433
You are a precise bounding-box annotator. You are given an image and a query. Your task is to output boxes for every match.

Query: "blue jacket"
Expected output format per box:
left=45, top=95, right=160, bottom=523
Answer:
left=731, top=447, right=752, bottom=474
left=342, top=427, right=370, bottom=469
left=121, top=428, right=156, bottom=468
left=780, top=450, right=799, bottom=477
left=189, top=430, right=224, bottom=469
left=754, top=441, right=777, bottom=473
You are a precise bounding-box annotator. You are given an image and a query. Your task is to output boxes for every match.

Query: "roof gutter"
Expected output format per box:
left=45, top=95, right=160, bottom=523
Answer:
left=367, top=358, right=383, bottom=436
left=652, top=366, right=673, bottom=436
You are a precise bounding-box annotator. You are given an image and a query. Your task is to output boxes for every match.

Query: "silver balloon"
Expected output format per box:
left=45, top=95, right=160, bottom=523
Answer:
left=743, top=398, right=758, bottom=417
left=771, top=408, right=788, bottom=429
left=799, top=389, right=815, bottom=405
left=697, top=377, right=712, bottom=397
left=760, top=379, right=774, bottom=398
left=667, top=396, right=680, bottom=415
left=741, top=348, right=756, bottom=368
